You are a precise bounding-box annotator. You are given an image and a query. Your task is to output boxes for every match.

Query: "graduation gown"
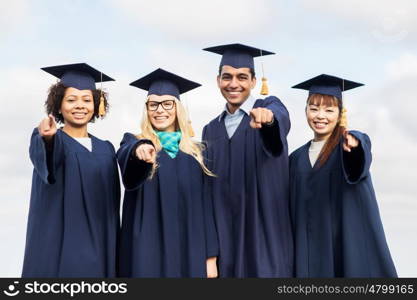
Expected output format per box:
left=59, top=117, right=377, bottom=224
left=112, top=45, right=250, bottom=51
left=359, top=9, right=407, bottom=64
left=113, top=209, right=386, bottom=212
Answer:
left=202, top=96, right=294, bottom=277
left=117, top=133, right=219, bottom=278
left=289, top=130, right=397, bottom=277
left=22, top=128, right=120, bottom=277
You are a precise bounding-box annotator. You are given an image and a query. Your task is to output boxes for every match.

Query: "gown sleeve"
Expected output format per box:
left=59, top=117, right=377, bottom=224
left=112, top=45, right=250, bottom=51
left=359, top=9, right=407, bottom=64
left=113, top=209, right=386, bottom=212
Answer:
left=202, top=126, right=219, bottom=258
left=288, top=151, right=297, bottom=229
left=107, top=140, right=122, bottom=203
left=341, top=130, right=372, bottom=184
left=116, top=132, right=154, bottom=191
left=29, top=128, right=64, bottom=184
left=203, top=174, right=219, bottom=258
left=258, top=96, right=291, bottom=157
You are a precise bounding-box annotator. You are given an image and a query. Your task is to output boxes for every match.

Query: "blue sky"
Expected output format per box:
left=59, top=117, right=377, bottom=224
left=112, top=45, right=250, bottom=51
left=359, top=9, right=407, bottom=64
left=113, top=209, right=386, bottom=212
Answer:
left=1, top=0, right=416, bottom=276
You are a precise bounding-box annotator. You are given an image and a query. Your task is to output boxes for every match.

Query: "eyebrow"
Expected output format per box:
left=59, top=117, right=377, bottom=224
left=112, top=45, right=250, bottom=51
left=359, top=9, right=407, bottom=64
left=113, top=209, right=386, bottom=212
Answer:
left=221, top=73, right=249, bottom=77
left=65, top=94, right=92, bottom=97
left=148, top=99, right=175, bottom=102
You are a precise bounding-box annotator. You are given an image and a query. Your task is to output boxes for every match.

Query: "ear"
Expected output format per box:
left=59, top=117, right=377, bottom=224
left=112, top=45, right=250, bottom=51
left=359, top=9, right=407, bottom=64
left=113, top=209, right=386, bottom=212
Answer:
left=216, top=75, right=221, bottom=88
left=250, top=76, right=257, bottom=89
left=337, top=110, right=342, bottom=123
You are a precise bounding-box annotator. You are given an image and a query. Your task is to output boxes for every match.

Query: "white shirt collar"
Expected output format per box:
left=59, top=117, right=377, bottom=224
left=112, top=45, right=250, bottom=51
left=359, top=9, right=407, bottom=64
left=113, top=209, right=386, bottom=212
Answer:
left=218, top=95, right=256, bottom=121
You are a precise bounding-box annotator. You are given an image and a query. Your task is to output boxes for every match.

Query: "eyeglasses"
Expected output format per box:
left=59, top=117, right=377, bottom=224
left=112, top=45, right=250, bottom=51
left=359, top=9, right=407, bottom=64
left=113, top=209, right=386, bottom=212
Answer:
left=146, top=100, right=175, bottom=111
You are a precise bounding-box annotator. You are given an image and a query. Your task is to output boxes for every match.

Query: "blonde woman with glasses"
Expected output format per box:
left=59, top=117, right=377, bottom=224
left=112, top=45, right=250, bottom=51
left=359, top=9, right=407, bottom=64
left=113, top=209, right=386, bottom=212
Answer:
left=117, top=69, right=218, bottom=278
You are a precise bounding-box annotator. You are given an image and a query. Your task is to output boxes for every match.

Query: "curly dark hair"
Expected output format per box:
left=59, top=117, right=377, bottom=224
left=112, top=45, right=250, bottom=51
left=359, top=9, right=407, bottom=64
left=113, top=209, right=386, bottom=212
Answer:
left=44, top=83, right=109, bottom=124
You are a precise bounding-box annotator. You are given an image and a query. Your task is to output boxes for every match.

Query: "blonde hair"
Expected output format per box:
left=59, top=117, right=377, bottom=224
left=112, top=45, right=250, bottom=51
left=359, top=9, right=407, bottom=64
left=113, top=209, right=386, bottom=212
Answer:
left=136, top=96, right=215, bottom=177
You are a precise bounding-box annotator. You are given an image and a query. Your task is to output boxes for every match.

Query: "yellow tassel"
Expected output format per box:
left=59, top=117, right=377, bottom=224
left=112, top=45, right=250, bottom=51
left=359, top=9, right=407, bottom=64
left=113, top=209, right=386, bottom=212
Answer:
left=188, top=120, right=195, bottom=137
left=98, top=94, right=106, bottom=117
left=339, top=107, right=348, bottom=128
left=260, top=77, right=269, bottom=95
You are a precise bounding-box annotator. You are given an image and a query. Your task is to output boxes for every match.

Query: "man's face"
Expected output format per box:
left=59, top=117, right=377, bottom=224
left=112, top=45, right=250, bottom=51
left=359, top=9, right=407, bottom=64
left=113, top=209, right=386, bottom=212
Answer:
left=217, top=65, right=256, bottom=109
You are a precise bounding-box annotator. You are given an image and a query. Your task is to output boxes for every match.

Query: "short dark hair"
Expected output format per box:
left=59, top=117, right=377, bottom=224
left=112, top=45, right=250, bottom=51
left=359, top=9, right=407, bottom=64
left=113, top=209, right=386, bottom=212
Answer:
left=218, top=66, right=256, bottom=78
left=44, top=83, right=109, bottom=124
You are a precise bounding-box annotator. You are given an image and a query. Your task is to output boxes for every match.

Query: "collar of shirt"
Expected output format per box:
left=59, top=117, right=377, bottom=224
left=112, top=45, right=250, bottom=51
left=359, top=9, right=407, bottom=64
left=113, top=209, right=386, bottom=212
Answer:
left=218, top=95, right=257, bottom=122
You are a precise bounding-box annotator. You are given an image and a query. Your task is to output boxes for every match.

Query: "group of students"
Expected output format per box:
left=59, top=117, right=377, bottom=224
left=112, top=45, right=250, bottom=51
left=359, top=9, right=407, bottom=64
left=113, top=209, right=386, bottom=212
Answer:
left=22, top=43, right=397, bottom=278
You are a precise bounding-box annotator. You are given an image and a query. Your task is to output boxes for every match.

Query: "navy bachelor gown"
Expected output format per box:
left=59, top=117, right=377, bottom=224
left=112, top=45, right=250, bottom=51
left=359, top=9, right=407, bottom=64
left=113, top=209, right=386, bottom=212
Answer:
left=117, top=133, right=219, bottom=277
left=22, top=128, right=120, bottom=277
left=202, top=96, right=294, bottom=277
left=289, top=130, right=397, bottom=277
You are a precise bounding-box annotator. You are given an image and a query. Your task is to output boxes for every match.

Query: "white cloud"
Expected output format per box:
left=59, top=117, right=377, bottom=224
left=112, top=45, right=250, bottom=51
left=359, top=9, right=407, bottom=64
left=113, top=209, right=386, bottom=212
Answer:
left=0, top=0, right=31, bottom=37
left=385, top=53, right=417, bottom=80
left=110, top=0, right=279, bottom=41
left=0, top=66, right=44, bottom=276
left=301, top=0, right=417, bottom=43
left=379, top=53, right=417, bottom=136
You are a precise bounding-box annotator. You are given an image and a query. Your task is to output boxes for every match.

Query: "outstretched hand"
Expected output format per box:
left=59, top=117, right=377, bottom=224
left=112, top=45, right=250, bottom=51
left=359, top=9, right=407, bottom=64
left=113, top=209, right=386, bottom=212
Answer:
left=38, top=114, right=57, bottom=141
left=136, top=143, right=156, bottom=164
left=343, top=130, right=359, bottom=152
left=249, top=107, right=274, bottom=129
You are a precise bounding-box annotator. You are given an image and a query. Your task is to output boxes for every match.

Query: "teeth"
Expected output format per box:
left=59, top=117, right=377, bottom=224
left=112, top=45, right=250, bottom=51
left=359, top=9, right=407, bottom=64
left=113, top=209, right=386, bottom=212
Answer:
left=155, top=117, right=168, bottom=120
left=314, top=122, right=327, bottom=128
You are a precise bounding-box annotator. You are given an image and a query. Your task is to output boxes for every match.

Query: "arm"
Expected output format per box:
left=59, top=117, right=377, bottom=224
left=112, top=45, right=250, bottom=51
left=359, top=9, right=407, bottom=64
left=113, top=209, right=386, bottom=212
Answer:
left=341, top=130, right=372, bottom=184
left=116, top=133, right=155, bottom=191
left=252, top=96, right=291, bottom=157
left=202, top=126, right=219, bottom=258
left=202, top=125, right=219, bottom=277
left=29, top=116, right=64, bottom=184
left=203, top=172, right=219, bottom=278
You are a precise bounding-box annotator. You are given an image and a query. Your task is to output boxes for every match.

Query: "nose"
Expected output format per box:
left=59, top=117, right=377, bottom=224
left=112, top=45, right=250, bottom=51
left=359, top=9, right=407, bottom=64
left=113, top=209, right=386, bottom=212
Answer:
left=155, top=103, right=165, bottom=113
left=316, top=109, right=326, bottom=119
left=75, top=100, right=85, bottom=109
left=228, top=76, right=239, bottom=89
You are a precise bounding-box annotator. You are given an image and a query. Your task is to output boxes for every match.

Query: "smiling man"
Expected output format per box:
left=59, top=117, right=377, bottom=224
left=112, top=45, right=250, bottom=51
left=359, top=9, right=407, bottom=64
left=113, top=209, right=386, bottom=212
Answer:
left=202, top=43, right=293, bottom=277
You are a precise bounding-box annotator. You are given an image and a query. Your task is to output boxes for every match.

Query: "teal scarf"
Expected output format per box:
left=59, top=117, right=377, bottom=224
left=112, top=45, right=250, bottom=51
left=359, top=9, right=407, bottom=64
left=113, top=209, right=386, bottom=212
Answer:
left=156, top=131, right=182, bottom=158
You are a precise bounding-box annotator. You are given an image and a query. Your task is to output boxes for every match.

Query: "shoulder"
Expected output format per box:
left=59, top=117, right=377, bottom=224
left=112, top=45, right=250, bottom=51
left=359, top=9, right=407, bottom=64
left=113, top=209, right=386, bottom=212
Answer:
left=104, top=140, right=116, bottom=153
left=206, top=114, right=224, bottom=129
left=289, top=142, right=309, bottom=162
left=90, top=135, right=116, bottom=153
left=254, top=95, right=282, bottom=106
left=121, top=132, right=140, bottom=144
left=31, top=127, right=39, bottom=135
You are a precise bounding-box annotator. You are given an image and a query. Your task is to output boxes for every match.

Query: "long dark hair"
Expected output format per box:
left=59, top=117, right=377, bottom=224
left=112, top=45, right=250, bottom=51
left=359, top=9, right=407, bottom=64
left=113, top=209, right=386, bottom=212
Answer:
left=307, top=93, right=345, bottom=167
left=44, top=82, right=109, bottom=124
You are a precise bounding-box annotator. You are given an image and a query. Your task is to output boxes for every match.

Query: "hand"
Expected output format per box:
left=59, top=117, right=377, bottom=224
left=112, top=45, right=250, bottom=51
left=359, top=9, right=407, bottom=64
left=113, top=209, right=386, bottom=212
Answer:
left=343, top=130, right=359, bottom=152
left=206, top=257, right=218, bottom=278
left=249, top=107, right=274, bottom=129
left=38, top=114, right=57, bottom=141
left=135, top=143, right=156, bottom=164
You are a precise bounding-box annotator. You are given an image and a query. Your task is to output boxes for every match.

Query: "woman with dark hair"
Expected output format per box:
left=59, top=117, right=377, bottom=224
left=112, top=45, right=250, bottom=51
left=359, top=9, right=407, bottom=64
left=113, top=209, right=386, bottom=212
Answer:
left=289, top=74, right=397, bottom=277
left=22, top=63, right=120, bottom=277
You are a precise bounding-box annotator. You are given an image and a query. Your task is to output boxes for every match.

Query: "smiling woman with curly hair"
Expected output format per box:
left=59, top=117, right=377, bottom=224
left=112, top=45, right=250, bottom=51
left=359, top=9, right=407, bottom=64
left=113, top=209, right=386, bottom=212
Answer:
left=22, top=63, right=120, bottom=277
left=45, top=82, right=109, bottom=124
